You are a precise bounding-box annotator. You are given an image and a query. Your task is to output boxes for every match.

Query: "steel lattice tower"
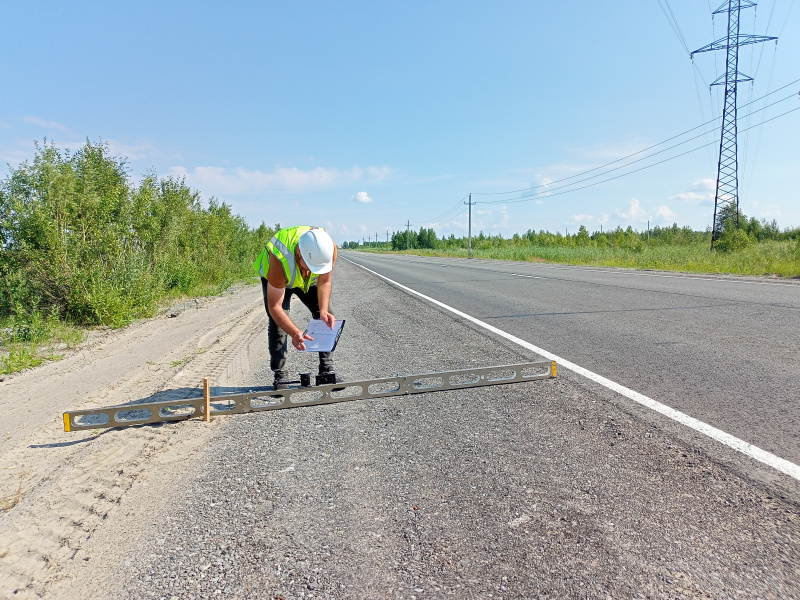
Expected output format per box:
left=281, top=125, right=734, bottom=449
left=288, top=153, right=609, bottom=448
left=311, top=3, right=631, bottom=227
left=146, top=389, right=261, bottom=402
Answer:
left=691, top=0, right=776, bottom=247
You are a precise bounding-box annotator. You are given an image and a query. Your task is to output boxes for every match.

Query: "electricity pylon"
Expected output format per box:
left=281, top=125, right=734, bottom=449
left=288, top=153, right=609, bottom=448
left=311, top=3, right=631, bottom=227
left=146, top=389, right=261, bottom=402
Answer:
left=691, top=0, right=776, bottom=248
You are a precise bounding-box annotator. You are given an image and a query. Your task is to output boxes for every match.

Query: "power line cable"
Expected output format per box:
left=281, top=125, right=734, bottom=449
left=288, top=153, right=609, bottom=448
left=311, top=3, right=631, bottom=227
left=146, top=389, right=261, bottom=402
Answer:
left=419, top=207, right=470, bottom=230
left=419, top=194, right=468, bottom=226
left=779, top=0, right=796, bottom=36
left=656, top=0, right=691, bottom=54
left=420, top=204, right=466, bottom=227
left=472, top=81, right=800, bottom=198
left=478, top=104, right=800, bottom=205
left=744, top=40, right=781, bottom=201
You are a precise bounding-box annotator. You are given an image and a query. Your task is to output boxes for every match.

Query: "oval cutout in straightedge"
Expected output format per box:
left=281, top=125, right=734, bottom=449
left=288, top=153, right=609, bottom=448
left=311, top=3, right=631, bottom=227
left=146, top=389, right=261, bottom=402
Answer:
left=368, top=380, right=401, bottom=394
left=411, top=376, right=443, bottom=390
left=250, top=394, right=286, bottom=408
left=73, top=412, right=111, bottom=426
left=449, top=372, right=481, bottom=386
left=485, top=369, right=516, bottom=382
left=114, top=408, right=153, bottom=423
left=289, top=390, right=325, bottom=404
left=159, top=404, right=196, bottom=418
left=521, top=364, right=550, bottom=378
left=330, top=385, right=363, bottom=399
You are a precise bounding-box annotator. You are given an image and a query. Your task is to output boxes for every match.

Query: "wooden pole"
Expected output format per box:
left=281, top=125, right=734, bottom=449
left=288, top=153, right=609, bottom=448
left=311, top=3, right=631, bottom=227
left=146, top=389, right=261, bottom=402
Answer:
left=203, top=377, right=211, bottom=422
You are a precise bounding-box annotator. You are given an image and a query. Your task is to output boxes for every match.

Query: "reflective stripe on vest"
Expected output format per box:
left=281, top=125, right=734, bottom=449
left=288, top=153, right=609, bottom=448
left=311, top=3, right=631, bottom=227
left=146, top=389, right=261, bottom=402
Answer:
left=253, top=226, right=323, bottom=293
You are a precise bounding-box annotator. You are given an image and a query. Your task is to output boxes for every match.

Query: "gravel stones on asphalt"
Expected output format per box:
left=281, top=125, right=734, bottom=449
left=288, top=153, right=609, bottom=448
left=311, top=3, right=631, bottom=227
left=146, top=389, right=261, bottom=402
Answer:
left=114, top=259, right=800, bottom=599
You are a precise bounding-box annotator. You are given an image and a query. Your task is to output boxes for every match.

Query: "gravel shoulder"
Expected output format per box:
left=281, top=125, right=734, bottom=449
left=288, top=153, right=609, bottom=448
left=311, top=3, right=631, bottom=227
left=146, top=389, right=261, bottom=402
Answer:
left=3, top=262, right=799, bottom=600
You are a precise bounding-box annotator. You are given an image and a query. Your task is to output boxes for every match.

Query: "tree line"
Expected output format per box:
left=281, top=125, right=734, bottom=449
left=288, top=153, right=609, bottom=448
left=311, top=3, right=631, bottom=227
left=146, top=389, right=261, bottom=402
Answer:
left=0, top=141, right=276, bottom=328
left=342, top=213, right=799, bottom=253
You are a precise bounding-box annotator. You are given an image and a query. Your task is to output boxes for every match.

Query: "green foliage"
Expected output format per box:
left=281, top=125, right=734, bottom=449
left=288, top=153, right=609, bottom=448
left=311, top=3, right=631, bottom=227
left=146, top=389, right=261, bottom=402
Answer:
left=0, top=140, right=277, bottom=372
left=714, top=227, right=753, bottom=253
left=1, top=345, right=43, bottom=374
left=357, top=218, right=800, bottom=278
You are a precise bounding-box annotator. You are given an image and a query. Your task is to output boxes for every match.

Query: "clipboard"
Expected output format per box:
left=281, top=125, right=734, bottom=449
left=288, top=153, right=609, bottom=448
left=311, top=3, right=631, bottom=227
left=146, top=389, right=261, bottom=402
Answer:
left=299, top=319, right=345, bottom=353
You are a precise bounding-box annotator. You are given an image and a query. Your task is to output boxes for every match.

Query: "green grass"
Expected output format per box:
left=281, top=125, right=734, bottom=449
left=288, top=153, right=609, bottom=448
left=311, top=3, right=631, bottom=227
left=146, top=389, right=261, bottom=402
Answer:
left=0, top=311, right=84, bottom=375
left=356, top=239, right=800, bottom=278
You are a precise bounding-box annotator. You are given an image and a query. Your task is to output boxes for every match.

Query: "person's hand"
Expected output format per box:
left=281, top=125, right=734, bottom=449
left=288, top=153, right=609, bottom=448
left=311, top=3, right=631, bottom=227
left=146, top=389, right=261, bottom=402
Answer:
left=291, top=330, right=313, bottom=351
left=319, top=311, right=336, bottom=328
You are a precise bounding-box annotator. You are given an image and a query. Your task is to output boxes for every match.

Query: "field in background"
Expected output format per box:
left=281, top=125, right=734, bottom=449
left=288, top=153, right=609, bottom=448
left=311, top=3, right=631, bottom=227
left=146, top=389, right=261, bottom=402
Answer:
left=350, top=221, right=800, bottom=279
left=354, top=239, right=800, bottom=279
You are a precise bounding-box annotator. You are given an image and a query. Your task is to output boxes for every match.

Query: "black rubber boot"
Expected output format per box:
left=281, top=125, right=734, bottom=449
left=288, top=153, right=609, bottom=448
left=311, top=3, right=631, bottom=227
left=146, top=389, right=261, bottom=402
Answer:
left=273, top=371, right=290, bottom=390
left=316, top=366, right=343, bottom=386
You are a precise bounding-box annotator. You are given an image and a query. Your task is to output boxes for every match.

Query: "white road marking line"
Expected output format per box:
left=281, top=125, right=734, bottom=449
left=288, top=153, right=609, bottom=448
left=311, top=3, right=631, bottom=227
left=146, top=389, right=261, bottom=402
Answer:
left=497, top=261, right=799, bottom=288
left=399, top=253, right=800, bottom=288
left=345, top=256, right=800, bottom=483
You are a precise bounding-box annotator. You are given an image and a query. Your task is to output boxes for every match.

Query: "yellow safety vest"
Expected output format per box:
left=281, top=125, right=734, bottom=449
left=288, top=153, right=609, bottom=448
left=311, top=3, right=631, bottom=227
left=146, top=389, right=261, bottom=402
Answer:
left=253, top=226, right=324, bottom=293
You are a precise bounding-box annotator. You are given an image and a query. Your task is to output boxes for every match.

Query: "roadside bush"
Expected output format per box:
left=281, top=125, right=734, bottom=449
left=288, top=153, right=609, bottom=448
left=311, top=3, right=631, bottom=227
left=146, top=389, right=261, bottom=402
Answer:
left=714, top=228, right=752, bottom=253
left=0, top=140, right=275, bottom=332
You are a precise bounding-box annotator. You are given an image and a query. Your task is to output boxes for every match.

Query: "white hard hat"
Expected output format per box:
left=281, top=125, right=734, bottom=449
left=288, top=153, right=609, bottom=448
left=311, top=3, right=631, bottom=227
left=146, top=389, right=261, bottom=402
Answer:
left=298, top=228, right=335, bottom=274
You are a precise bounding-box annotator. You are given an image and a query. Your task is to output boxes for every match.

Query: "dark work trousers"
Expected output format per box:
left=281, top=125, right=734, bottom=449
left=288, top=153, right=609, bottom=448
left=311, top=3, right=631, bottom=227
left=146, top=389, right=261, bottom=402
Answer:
left=261, top=277, right=334, bottom=378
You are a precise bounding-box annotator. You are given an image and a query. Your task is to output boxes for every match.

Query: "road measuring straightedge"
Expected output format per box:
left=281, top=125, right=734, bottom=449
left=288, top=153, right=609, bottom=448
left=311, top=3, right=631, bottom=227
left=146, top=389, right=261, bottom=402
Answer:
left=63, top=361, right=557, bottom=432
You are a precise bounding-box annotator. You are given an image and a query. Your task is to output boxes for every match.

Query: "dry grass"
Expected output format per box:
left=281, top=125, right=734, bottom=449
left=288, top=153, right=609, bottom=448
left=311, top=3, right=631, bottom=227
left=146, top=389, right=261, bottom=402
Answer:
left=0, top=481, right=24, bottom=511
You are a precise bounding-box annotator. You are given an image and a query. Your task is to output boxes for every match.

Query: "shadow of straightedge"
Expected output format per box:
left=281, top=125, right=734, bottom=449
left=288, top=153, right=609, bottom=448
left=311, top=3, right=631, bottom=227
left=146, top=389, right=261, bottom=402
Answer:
left=126, top=385, right=275, bottom=407
left=30, top=429, right=114, bottom=449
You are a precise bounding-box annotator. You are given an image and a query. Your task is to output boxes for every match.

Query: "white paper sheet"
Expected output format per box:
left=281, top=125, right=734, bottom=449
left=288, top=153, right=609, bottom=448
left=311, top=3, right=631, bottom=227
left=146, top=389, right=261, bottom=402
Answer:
left=299, top=318, right=345, bottom=353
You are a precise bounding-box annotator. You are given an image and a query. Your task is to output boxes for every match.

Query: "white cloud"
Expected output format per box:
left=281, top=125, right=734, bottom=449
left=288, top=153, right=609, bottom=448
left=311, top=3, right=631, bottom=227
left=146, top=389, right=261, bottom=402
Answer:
left=0, top=131, right=162, bottom=169
left=617, top=198, right=648, bottom=222
left=168, top=164, right=391, bottom=196
left=106, top=139, right=158, bottom=161
left=614, top=200, right=675, bottom=225
left=491, top=206, right=510, bottom=229
left=670, top=179, right=715, bottom=204
left=22, top=116, right=74, bottom=134
left=656, top=205, right=677, bottom=221
left=567, top=213, right=610, bottom=226
left=352, top=191, right=373, bottom=204
left=750, top=201, right=782, bottom=219
left=475, top=141, right=647, bottom=197
left=0, top=143, right=36, bottom=166
left=475, top=209, right=492, bottom=216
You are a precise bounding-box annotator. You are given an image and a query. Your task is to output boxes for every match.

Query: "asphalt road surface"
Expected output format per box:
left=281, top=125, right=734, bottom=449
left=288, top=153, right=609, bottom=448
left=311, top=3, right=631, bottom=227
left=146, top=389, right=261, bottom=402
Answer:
left=343, top=252, right=800, bottom=475
left=110, top=256, right=800, bottom=600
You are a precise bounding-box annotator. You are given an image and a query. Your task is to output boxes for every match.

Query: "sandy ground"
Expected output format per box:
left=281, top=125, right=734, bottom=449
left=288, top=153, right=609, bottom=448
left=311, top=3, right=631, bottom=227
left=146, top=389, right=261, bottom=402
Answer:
left=0, top=283, right=269, bottom=598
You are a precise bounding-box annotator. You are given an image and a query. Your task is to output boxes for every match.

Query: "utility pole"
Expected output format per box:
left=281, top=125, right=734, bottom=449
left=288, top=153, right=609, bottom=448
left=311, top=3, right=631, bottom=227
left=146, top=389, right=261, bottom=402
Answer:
left=691, top=0, right=776, bottom=249
left=406, top=220, right=411, bottom=250
left=386, top=229, right=389, bottom=247
left=375, top=232, right=378, bottom=249
left=464, top=194, right=473, bottom=259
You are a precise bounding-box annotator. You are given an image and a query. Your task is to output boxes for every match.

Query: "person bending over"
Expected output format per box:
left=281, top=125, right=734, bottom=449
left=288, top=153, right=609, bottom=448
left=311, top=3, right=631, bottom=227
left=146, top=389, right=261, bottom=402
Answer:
left=253, top=226, right=340, bottom=390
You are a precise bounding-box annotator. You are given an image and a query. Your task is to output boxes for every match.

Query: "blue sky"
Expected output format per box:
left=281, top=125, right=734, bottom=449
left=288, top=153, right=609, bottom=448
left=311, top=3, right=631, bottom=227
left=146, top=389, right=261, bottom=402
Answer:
left=2, top=1, right=798, bottom=244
